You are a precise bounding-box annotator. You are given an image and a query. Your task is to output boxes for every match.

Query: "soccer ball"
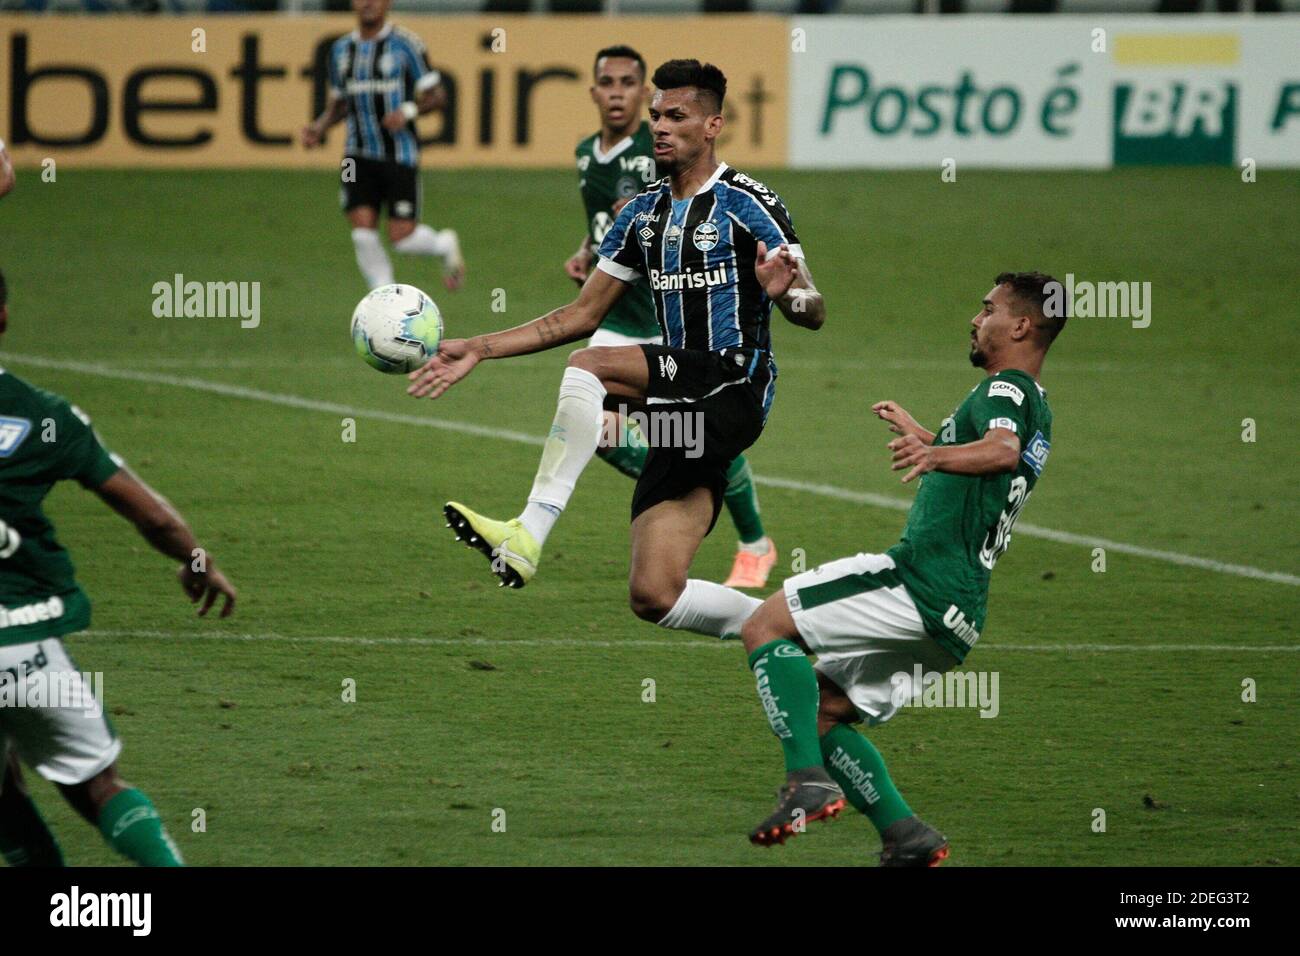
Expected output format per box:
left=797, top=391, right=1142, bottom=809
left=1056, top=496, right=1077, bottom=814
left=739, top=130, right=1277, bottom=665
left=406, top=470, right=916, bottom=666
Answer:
left=350, top=283, right=443, bottom=374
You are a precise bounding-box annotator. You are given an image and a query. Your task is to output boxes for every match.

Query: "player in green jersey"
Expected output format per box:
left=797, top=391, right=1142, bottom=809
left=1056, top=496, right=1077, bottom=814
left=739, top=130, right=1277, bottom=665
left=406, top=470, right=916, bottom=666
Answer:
left=562, top=46, right=777, bottom=589
left=0, top=270, right=236, bottom=866
left=734, top=272, right=1064, bottom=863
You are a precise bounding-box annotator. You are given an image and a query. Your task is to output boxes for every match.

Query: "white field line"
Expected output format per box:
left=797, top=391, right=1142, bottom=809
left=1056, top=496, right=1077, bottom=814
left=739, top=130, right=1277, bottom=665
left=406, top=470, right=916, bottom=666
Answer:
left=79, top=629, right=1300, bottom=653
left=6, top=352, right=1297, bottom=589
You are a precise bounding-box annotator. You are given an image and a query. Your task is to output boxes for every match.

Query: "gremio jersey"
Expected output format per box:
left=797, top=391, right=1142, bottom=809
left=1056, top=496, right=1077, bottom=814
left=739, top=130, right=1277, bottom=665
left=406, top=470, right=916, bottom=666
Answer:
left=596, top=163, right=802, bottom=418
left=328, top=23, right=440, bottom=168
left=0, top=369, right=122, bottom=647
left=575, top=122, right=660, bottom=339
left=887, top=369, right=1052, bottom=662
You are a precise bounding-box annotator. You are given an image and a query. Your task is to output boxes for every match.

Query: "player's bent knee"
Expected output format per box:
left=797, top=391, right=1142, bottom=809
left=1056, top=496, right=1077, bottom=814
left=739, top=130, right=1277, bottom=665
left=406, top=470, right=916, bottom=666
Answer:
left=739, top=615, right=768, bottom=654
left=347, top=207, right=378, bottom=229
left=817, top=712, right=851, bottom=737
left=739, top=595, right=789, bottom=654
left=628, top=590, right=668, bottom=623
left=388, top=219, right=415, bottom=243
left=816, top=679, right=860, bottom=734
left=63, top=765, right=129, bottom=821
left=567, top=347, right=602, bottom=375
left=628, top=579, right=681, bottom=624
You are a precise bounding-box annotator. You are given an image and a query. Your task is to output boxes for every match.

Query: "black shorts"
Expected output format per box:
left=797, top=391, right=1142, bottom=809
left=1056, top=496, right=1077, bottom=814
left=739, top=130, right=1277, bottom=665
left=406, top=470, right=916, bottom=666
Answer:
left=341, top=156, right=420, bottom=220
left=629, top=345, right=769, bottom=533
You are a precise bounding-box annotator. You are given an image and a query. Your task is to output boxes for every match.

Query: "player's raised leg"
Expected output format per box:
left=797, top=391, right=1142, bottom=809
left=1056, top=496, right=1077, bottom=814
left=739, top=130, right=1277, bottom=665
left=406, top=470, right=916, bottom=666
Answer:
left=630, top=488, right=763, bottom=639
left=388, top=216, right=464, bottom=292
left=445, top=344, right=648, bottom=588
left=738, top=594, right=846, bottom=846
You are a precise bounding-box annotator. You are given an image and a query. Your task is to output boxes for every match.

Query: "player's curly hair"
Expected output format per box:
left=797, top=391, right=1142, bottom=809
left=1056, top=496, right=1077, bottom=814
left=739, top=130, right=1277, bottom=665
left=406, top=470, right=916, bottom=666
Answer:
left=594, top=45, right=645, bottom=80
left=651, top=59, right=727, bottom=113
left=996, top=271, right=1067, bottom=344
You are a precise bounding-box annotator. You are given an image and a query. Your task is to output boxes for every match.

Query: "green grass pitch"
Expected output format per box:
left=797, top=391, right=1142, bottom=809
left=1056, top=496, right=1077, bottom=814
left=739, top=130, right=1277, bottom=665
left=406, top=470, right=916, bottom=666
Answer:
left=0, top=167, right=1296, bottom=865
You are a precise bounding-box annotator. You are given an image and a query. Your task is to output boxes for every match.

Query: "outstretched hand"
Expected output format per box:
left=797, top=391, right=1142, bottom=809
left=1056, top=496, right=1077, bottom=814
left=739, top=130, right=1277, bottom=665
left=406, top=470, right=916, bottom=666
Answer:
left=177, top=563, right=237, bottom=618
left=873, top=400, right=925, bottom=439
left=407, top=338, right=479, bottom=399
left=889, top=434, right=936, bottom=484
left=754, top=241, right=798, bottom=300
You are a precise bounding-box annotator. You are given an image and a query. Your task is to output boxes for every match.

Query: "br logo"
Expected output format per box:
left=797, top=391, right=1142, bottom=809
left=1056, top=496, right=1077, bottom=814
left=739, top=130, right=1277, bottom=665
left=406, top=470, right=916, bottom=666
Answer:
left=1113, top=81, right=1235, bottom=166
left=693, top=222, right=719, bottom=251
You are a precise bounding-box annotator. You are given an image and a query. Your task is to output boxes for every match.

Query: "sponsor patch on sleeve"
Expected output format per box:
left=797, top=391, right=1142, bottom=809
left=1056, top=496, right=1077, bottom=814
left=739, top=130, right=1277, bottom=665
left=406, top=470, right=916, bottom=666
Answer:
left=988, top=380, right=1025, bottom=405
left=987, top=417, right=1018, bottom=434
left=1021, top=430, right=1050, bottom=476
left=0, top=417, right=32, bottom=457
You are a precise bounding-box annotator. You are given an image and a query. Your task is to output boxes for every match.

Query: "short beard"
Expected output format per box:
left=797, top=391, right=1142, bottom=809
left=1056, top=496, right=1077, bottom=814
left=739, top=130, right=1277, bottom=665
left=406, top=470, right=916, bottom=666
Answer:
left=969, top=344, right=988, bottom=368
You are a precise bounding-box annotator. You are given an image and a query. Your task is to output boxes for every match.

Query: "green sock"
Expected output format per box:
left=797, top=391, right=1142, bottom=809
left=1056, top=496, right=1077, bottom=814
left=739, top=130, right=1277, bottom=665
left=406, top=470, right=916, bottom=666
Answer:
left=0, top=787, right=64, bottom=866
left=820, top=723, right=913, bottom=833
left=723, top=456, right=766, bottom=544
left=595, top=415, right=647, bottom=479
left=748, top=640, right=823, bottom=773
left=98, top=788, right=184, bottom=866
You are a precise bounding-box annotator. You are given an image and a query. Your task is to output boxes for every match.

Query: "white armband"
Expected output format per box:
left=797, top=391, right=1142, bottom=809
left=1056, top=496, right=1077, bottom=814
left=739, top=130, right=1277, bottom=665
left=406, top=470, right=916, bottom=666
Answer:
left=399, top=101, right=419, bottom=121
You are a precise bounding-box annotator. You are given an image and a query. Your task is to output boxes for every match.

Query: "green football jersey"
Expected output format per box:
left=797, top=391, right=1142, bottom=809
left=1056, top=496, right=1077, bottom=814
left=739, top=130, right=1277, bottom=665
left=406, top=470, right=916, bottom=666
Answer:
left=575, top=121, right=661, bottom=340
left=0, top=368, right=122, bottom=646
left=888, top=369, right=1053, bottom=662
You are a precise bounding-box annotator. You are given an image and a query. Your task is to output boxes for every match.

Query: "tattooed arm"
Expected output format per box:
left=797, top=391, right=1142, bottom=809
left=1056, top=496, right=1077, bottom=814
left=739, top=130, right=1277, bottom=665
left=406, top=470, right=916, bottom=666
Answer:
left=406, top=269, right=629, bottom=399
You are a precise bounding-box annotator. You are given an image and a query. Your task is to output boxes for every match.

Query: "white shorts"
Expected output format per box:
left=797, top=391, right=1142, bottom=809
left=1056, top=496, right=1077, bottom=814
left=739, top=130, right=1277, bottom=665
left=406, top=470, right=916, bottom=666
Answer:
left=0, top=638, right=120, bottom=786
left=588, top=327, right=662, bottom=349
left=784, top=552, right=958, bottom=726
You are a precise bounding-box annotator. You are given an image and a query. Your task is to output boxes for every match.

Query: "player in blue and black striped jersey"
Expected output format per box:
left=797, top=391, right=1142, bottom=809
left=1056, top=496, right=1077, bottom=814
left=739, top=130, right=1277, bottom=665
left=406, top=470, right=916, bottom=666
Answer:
left=302, top=0, right=465, bottom=292
left=408, top=61, right=826, bottom=650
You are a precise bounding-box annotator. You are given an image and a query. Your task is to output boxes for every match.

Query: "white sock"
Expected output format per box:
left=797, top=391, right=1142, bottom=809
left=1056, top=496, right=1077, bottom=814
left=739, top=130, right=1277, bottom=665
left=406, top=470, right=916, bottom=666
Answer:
left=739, top=537, right=772, bottom=556
left=658, top=579, right=763, bottom=640
left=518, top=367, right=606, bottom=547
left=519, top=502, right=561, bottom=546
left=351, top=228, right=394, bottom=289
left=392, top=224, right=454, bottom=258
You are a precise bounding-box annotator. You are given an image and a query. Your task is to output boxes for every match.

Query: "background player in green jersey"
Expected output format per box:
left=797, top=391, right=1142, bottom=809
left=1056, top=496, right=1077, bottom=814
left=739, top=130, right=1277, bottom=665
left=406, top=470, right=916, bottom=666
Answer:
left=735, top=272, right=1064, bottom=864
left=562, top=46, right=777, bottom=589
left=0, top=271, right=236, bottom=866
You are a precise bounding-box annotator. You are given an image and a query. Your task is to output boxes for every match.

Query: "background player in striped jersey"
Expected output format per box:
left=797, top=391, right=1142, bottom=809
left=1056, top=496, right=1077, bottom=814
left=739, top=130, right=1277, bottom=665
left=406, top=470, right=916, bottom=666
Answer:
left=301, top=0, right=465, bottom=292
left=409, top=60, right=824, bottom=648
left=738, top=273, right=1063, bottom=863
left=567, top=46, right=777, bottom=589
left=0, top=270, right=236, bottom=866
